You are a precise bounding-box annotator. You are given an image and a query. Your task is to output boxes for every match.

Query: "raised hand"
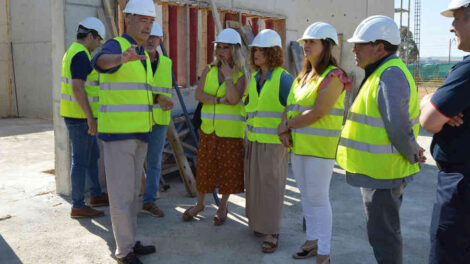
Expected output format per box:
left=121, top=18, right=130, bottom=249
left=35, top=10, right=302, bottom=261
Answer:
left=121, top=45, right=147, bottom=63
left=220, top=59, right=234, bottom=79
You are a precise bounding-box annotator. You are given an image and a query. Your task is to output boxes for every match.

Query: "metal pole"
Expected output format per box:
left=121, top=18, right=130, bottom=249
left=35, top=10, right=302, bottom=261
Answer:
left=159, top=42, right=199, bottom=147
left=449, top=38, right=452, bottom=64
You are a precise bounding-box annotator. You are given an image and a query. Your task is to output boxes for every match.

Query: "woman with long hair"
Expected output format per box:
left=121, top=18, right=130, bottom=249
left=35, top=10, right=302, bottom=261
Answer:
left=278, top=22, right=352, bottom=263
left=245, top=29, right=294, bottom=253
left=182, top=28, right=246, bottom=225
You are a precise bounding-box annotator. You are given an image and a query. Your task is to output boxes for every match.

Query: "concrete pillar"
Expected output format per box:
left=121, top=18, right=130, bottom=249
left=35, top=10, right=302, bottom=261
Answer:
left=51, top=0, right=70, bottom=195
left=0, top=0, right=13, bottom=117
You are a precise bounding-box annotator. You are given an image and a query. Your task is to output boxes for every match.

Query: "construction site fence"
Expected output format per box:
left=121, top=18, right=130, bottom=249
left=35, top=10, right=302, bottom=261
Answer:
left=407, top=63, right=454, bottom=81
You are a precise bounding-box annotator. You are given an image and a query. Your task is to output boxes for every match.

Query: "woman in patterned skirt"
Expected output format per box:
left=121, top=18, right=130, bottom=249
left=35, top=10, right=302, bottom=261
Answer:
left=182, top=28, right=246, bottom=226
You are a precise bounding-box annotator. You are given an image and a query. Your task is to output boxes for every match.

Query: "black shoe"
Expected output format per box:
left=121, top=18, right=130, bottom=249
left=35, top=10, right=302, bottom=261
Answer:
left=117, top=253, right=142, bottom=264
left=133, top=241, right=156, bottom=256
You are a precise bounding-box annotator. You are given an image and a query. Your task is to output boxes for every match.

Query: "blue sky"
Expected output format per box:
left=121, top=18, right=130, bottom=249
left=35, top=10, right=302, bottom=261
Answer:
left=393, top=0, right=468, bottom=58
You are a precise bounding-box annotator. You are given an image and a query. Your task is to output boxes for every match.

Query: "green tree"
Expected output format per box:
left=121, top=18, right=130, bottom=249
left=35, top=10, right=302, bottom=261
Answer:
left=399, top=28, right=419, bottom=64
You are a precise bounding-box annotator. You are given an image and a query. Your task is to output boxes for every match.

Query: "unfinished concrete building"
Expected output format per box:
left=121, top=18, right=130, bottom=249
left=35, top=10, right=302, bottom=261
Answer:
left=0, top=0, right=393, bottom=194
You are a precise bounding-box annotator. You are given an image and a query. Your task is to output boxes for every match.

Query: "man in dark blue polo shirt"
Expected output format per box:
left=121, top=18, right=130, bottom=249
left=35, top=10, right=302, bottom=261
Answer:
left=420, top=1, right=470, bottom=263
left=61, top=17, right=109, bottom=219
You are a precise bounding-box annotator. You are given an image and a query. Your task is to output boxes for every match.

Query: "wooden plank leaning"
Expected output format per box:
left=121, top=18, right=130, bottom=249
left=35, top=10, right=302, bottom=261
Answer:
left=167, top=120, right=197, bottom=196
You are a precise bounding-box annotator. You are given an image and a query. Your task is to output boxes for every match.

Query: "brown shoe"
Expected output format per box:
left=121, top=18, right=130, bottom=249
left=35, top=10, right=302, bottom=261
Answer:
left=90, top=193, right=109, bottom=207
left=71, top=205, right=104, bottom=218
left=141, top=202, right=164, bottom=217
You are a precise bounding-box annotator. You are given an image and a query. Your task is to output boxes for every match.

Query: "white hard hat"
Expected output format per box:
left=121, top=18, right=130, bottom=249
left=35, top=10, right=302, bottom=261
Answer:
left=297, top=22, right=338, bottom=45
left=150, top=21, right=163, bottom=37
left=79, top=17, right=106, bottom=39
left=123, top=0, right=157, bottom=18
left=441, top=0, right=470, bottom=17
left=347, top=15, right=401, bottom=45
left=214, top=28, right=242, bottom=45
left=249, top=29, right=282, bottom=48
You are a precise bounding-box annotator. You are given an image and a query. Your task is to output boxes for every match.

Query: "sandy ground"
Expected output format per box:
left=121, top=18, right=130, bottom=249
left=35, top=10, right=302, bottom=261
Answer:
left=0, top=118, right=438, bottom=264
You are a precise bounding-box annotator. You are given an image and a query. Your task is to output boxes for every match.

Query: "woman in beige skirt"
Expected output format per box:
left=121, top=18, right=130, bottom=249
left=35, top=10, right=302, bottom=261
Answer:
left=244, top=29, right=294, bottom=253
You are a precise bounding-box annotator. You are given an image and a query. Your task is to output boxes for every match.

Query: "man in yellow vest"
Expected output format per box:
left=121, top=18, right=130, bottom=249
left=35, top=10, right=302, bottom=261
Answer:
left=141, top=21, right=174, bottom=217
left=336, top=16, right=425, bottom=264
left=60, top=17, right=109, bottom=219
left=91, top=1, right=171, bottom=263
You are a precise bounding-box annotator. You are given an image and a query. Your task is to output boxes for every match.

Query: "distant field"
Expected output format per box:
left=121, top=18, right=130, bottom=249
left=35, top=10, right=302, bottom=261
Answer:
left=417, top=80, right=442, bottom=101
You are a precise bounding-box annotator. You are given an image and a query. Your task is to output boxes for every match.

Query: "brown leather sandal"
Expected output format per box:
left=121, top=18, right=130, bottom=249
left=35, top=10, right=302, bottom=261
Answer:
left=182, top=205, right=204, bottom=222
left=261, top=234, right=279, bottom=253
left=213, top=207, right=228, bottom=226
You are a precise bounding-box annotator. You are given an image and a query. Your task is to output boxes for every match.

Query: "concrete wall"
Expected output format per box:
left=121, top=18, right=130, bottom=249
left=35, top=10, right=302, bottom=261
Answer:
left=213, top=0, right=394, bottom=86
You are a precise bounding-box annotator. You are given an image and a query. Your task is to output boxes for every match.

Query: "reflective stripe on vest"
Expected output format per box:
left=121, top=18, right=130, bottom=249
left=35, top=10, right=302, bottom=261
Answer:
left=61, top=93, right=99, bottom=103
left=247, top=125, right=278, bottom=135
left=60, top=42, right=99, bottom=118
left=100, top=82, right=149, bottom=91
left=201, top=112, right=246, bottom=121
left=286, top=66, right=345, bottom=158
left=151, top=54, right=173, bottom=126
left=99, top=104, right=152, bottom=112
left=61, top=77, right=99, bottom=87
left=97, top=36, right=153, bottom=134
left=336, top=58, right=420, bottom=180
left=200, top=65, right=246, bottom=138
left=246, top=111, right=283, bottom=119
left=348, top=112, right=419, bottom=127
left=245, top=67, right=288, bottom=144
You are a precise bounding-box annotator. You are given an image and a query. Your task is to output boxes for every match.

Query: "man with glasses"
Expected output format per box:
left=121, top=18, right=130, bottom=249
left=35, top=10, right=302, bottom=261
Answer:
left=91, top=0, right=167, bottom=263
left=420, top=1, right=470, bottom=262
left=60, top=17, right=109, bottom=219
left=336, top=15, right=425, bottom=264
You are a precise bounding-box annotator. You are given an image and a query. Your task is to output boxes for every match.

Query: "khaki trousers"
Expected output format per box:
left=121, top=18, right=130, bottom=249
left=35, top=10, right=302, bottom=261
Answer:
left=103, top=139, right=147, bottom=258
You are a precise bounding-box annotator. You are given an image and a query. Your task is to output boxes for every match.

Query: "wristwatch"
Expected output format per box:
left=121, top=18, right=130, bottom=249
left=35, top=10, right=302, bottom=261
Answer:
left=216, top=97, right=222, bottom=104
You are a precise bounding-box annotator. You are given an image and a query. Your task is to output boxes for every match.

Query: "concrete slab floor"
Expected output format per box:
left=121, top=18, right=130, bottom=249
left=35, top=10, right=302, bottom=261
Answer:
left=0, top=118, right=438, bottom=264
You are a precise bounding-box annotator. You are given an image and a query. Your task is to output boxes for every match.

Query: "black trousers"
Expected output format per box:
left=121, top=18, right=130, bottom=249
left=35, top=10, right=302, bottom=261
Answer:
left=429, top=162, right=470, bottom=264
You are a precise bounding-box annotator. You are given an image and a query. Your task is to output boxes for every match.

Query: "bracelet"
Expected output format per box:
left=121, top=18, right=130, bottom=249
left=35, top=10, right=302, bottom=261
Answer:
left=224, top=77, right=233, bottom=82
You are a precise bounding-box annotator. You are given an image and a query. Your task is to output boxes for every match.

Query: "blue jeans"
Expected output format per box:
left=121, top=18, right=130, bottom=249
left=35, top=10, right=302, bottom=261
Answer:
left=64, top=118, right=102, bottom=208
left=143, top=124, right=168, bottom=204
left=429, top=162, right=470, bottom=264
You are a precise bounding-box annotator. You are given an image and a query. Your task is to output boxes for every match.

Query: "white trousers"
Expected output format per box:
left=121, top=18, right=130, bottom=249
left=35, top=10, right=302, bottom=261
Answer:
left=291, top=154, right=335, bottom=255
left=103, top=139, right=148, bottom=258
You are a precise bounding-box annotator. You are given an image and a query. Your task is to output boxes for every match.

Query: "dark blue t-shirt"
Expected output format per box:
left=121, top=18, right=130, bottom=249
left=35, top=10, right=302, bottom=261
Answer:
left=71, top=51, right=93, bottom=80
left=430, top=56, right=470, bottom=164
left=91, top=33, right=150, bottom=142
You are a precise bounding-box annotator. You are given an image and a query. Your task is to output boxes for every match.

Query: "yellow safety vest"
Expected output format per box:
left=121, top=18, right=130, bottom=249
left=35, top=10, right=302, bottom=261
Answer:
left=246, top=67, right=287, bottom=144
left=150, top=54, right=173, bottom=126
left=60, top=42, right=99, bottom=118
left=200, top=65, right=246, bottom=138
left=287, top=66, right=345, bottom=158
left=336, top=58, right=420, bottom=180
left=98, top=37, right=153, bottom=133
